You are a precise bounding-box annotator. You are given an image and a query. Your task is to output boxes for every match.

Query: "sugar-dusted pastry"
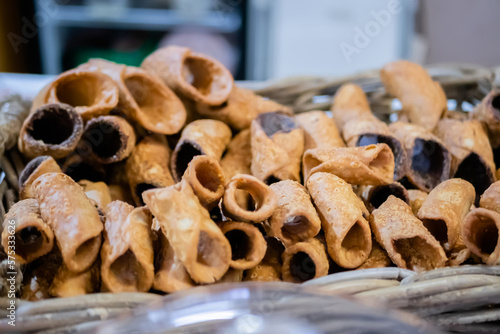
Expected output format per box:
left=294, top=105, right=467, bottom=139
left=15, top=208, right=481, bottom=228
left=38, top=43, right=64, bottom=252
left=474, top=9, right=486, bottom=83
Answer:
left=417, top=179, right=475, bottom=252
left=196, top=86, right=290, bottom=130
left=126, top=135, right=175, bottom=206
left=356, top=241, right=392, bottom=270
left=295, top=110, right=344, bottom=150
left=31, top=68, right=119, bottom=120
left=78, top=180, right=112, bottom=212
left=49, top=262, right=100, bottom=297
left=141, top=45, right=233, bottom=106
left=244, top=237, right=285, bottom=282
left=222, top=174, right=277, bottom=223
left=171, top=119, right=232, bottom=182
left=267, top=180, right=321, bottom=246
left=19, top=156, right=61, bottom=199
left=18, top=103, right=83, bottom=159
left=480, top=181, right=500, bottom=212
left=219, top=221, right=267, bottom=270
left=143, top=180, right=231, bottom=284
left=81, top=115, right=136, bottom=164
left=101, top=202, right=154, bottom=292
left=470, top=90, right=500, bottom=148
left=407, top=189, right=428, bottom=216
left=370, top=196, right=447, bottom=271
left=183, top=155, right=225, bottom=210
left=307, top=172, right=372, bottom=268
left=2, top=199, right=54, bottom=264
left=281, top=238, right=329, bottom=283
left=251, top=111, right=304, bottom=184
left=79, top=59, right=186, bottom=135
left=358, top=182, right=409, bottom=212
left=389, top=121, right=451, bottom=192
left=33, top=173, right=103, bottom=273
left=380, top=60, right=448, bottom=130
left=303, top=144, right=394, bottom=185
left=462, top=208, right=500, bottom=265
left=435, top=118, right=496, bottom=203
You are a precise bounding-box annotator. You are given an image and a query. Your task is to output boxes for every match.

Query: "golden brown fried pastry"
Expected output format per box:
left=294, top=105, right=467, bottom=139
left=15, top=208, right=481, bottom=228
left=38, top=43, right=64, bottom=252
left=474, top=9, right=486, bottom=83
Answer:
left=218, top=269, right=244, bottom=283
left=21, top=248, right=62, bottom=301
left=380, top=60, right=447, bottom=130
left=19, top=156, right=62, bottom=199
left=408, top=189, right=429, bottom=216
left=18, top=103, right=84, bottom=160
left=303, top=144, right=394, bottom=185
left=126, top=135, right=175, bottom=206
left=33, top=173, right=103, bottom=273
left=141, top=45, right=233, bottom=106
left=389, top=121, right=451, bottom=192
left=244, top=237, right=284, bottom=282
left=281, top=238, right=329, bottom=283
left=435, top=118, right=496, bottom=204
left=171, top=119, right=232, bottom=182
left=358, top=182, right=409, bottom=212
left=370, top=196, right=447, bottom=272
left=78, top=180, right=112, bottom=212
left=462, top=207, right=500, bottom=265
left=108, top=184, right=134, bottom=205
left=470, top=90, right=500, bottom=148
left=49, top=261, right=100, bottom=297
left=143, top=180, right=231, bottom=284
left=331, top=83, right=371, bottom=127
left=480, top=181, right=500, bottom=212
left=251, top=111, right=304, bottom=184
left=294, top=111, right=345, bottom=150
left=307, top=172, right=372, bottom=269
left=222, top=174, right=277, bottom=223
left=2, top=199, right=54, bottom=264
left=417, top=179, right=475, bottom=252
left=267, top=180, right=321, bottom=246
left=447, top=236, right=472, bottom=267
left=356, top=241, right=392, bottom=270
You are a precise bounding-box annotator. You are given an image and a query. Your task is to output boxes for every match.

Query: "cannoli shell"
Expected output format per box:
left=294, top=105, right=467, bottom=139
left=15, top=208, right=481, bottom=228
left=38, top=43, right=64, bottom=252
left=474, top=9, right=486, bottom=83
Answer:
left=370, top=195, right=447, bottom=271
left=218, top=269, right=244, bottom=283
left=33, top=173, right=103, bottom=273
left=408, top=189, right=428, bottom=216
left=331, top=83, right=371, bottom=129
left=49, top=261, right=100, bottom=297
left=358, top=182, right=409, bottom=212
left=78, top=180, right=112, bottom=212
left=19, top=156, right=62, bottom=200
left=480, top=181, right=500, bottom=213
left=462, top=208, right=500, bottom=265
left=356, top=241, right=392, bottom=270
left=470, top=90, right=500, bottom=148
left=2, top=199, right=54, bottom=264
left=307, top=172, right=372, bottom=269
left=281, top=238, right=329, bottom=283
left=244, top=237, right=284, bottom=282
left=220, top=129, right=252, bottom=180
left=447, top=236, right=471, bottom=267
left=294, top=111, right=345, bottom=150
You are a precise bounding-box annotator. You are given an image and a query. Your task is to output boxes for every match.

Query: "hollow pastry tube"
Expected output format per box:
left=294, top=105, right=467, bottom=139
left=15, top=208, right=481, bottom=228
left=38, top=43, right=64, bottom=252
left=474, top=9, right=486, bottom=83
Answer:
left=471, top=90, right=500, bottom=148
left=18, top=103, right=84, bottom=160
left=370, top=196, right=447, bottom=271
left=79, top=59, right=186, bottom=135
left=358, top=182, right=409, bottom=212
left=307, top=172, right=372, bottom=268
left=196, top=86, right=290, bottom=130
left=448, top=236, right=471, bottom=267
left=126, top=135, right=175, bottom=206
left=19, top=156, right=61, bottom=200
left=182, top=155, right=225, bottom=211
left=222, top=174, right=277, bottom=224
left=21, top=248, right=62, bottom=301
left=407, top=189, right=428, bottom=216
left=417, top=179, right=475, bottom=252
left=480, top=181, right=500, bottom=212
left=389, top=121, right=451, bottom=192
left=435, top=118, right=496, bottom=204
left=142, top=180, right=231, bottom=284
left=81, top=115, right=136, bottom=164
left=251, top=111, right=304, bottom=184
left=244, top=237, right=285, bottom=282
left=101, top=202, right=154, bottom=292
left=171, top=119, right=232, bottom=182
left=294, top=111, right=345, bottom=150
left=331, top=83, right=372, bottom=129
left=61, top=153, right=107, bottom=183
left=303, top=144, right=394, bottom=185
left=356, top=241, right=392, bottom=270
left=31, top=68, right=119, bottom=120
left=267, top=180, right=321, bottom=246
left=219, top=221, right=267, bottom=270
left=49, top=261, right=100, bottom=297
left=462, top=208, right=500, bottom=265
left=78, top=180, right=112, bottom=212
left=281, top=238, right=329, bottom=283
left=380, top=60, right=448, bottom=130
left=141, top=45, right=234, bottom=106
left=33, top=173, right=103, bottom=273
left=2, top=199, right=54, bottom=264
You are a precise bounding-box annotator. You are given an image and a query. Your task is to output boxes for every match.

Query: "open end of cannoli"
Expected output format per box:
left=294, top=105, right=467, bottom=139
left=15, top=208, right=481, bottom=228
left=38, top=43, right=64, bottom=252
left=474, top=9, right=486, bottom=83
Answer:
left=264, top=175, right=281, bottom=185
left=341, top=222, right=370, bottom=263
left=15, top=227, right=44, bottom=259
left=28, top=106, right=78, bottom=145
left=175, top=142, right=203, bottom=180
left=289, top=251, right=316, bottom=282
left=422, top=219, right=448, bottom=247
left=492, top=94, right=500, bottom=114
left=411, top=139, right=446, bottom=189
left=470, top=215, right=499, bottom=255
left=256, top=112, right=297, bottom=138
left=455, top=153, right=494, bottom=204
left=72, top=236, right=101, bottom=269
left=370, top=184, right=408, bottom=209
left=136, top=183, right=157, bottom=206
left=56, top=74, right=101, bottom=107
left=357, top=134, right=405, bottom=179
left=282, top=216, right=311, bottom=240
left=110, top=250, right=146, bottom=289
left=63, top=158, right=106, bottom=182
left=182, top=57, right=216, bottom=96
left=196, top=231, right=227, bottom=269
left=19, top=156, right=51, bottom=188
left=493, top=146, right=500, bottom=170
left=225, top=230, right=251, bottom=261
left=393, top=236, right=442, bottom=271
left=195, top=162, right=222, bottom=193
left=85, top=121, right=123, bottom=160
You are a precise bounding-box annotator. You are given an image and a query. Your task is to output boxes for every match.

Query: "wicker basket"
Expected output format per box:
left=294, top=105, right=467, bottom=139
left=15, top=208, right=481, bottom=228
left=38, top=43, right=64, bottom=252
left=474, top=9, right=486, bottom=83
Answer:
left=1, top=64, right=500, bottom=333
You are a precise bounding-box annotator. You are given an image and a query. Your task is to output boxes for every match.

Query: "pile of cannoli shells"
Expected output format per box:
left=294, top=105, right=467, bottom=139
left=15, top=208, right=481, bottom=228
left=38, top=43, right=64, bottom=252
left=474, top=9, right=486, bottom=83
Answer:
left=3, top=50, right=500, bottom=301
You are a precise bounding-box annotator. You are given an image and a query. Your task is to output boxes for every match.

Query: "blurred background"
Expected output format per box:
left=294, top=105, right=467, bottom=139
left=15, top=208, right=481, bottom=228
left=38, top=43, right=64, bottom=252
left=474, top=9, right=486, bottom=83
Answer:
left=0, top=0, right=499, bottom=80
